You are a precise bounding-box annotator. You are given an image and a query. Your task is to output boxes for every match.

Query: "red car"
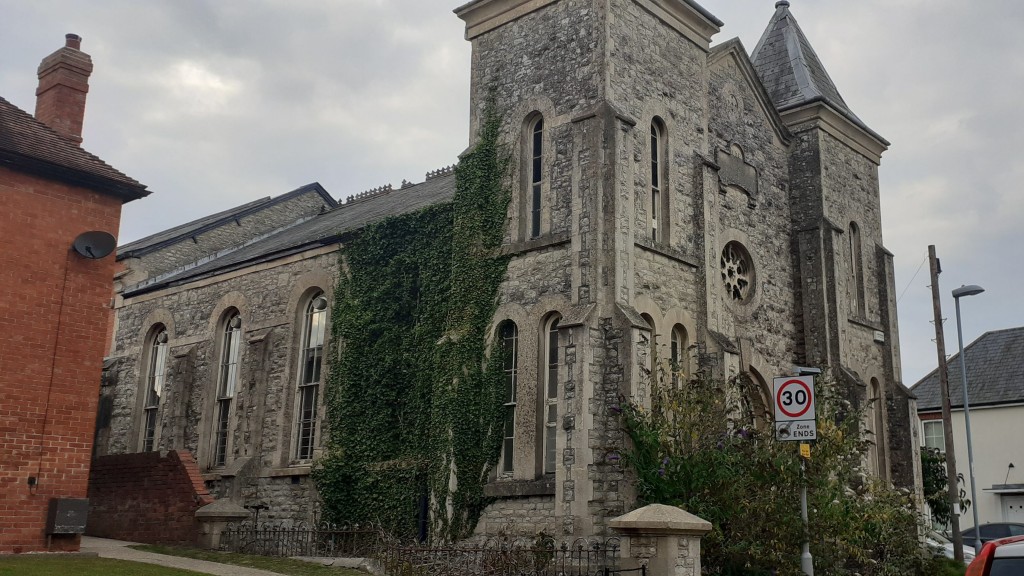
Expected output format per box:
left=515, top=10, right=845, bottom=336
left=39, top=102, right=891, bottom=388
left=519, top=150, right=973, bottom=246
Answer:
left=966, top=535, right=1024, bottom=576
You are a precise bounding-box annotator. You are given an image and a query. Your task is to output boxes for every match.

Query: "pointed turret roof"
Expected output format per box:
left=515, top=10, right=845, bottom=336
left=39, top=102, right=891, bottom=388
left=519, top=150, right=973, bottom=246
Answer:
left=750, top=1, right=884, bottom=144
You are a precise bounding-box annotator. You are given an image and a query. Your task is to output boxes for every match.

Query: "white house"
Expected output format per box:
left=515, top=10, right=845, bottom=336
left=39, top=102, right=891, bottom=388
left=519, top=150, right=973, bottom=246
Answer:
left=912, top=327, right=1024, bottom=529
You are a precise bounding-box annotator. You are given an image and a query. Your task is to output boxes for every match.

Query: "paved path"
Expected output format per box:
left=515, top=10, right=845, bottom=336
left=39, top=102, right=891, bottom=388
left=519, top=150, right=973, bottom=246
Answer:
left=80, top=536, right=286, bottom=576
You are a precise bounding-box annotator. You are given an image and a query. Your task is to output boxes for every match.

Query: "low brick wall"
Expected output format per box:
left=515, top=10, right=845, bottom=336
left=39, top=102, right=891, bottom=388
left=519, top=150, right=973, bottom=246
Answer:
left=87, top=450, right=214, bottom=544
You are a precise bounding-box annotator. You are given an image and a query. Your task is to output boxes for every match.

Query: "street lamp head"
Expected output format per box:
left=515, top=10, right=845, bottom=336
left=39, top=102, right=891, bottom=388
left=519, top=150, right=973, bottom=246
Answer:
left=953, top=284, right=985, bottom=299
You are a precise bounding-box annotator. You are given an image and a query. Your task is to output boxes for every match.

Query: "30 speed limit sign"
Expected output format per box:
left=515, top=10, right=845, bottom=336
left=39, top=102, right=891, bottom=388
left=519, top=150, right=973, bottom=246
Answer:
left=773, top=376, right=817, bottom=441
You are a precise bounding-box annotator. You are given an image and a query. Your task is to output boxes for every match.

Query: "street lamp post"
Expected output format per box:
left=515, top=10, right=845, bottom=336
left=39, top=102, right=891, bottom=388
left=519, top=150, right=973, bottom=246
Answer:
left=953, top=284, right=984, bottom=553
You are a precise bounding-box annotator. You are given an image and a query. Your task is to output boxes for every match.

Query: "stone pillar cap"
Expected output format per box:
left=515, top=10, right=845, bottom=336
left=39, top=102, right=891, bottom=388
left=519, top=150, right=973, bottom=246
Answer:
left=195, top=499, right=251, bottom=521
left=608, top=504, right=712, bottom=535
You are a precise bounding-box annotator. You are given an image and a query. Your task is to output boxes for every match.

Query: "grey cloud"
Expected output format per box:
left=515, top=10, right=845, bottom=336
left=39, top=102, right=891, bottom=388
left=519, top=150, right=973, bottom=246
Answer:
left=2, top=0, right=1021, bottom=384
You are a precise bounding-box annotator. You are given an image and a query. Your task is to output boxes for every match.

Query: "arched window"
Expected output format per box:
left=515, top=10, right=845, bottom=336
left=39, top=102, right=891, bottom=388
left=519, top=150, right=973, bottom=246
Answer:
left=746, top=368, right=771, bottom=430
left=541, top=314, right=560, bottom=475
left=499, top=321, right=519, bottom=474
left=670, top=325, right=689, bottom=387
left=869, top=378, right=886, bottom=476
left=849, top=222, right=864, bottom=315
left=640, top=313, right=656, bottom=383
left=528, top=115, right=545, bottom=239
left=141, top=326, right=169, bottom=452
left=650, top=119, right=666, bottom=243
left=212, top=311, right=242, bottom=468
left=295, top=292, right=328, bottom=461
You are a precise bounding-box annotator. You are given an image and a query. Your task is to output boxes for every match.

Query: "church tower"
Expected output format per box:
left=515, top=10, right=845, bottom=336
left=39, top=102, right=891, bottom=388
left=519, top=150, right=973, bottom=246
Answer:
left=454, top=0, right=917, bottom=536
left=750, top=1, right=912, bottom=486
left=456, top=0, right=728, bottom=537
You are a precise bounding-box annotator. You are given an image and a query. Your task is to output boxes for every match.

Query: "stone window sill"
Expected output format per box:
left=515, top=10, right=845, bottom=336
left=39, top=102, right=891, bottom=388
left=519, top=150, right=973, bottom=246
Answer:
left=483, top=477, right=555, bottom=498
left=502, top=232, right=570, bottom=256
left=634, top=240, right=699, bottom=268
left=848, top=316, right=884, bottom=332
left=265, top=466, right=311, bottom=478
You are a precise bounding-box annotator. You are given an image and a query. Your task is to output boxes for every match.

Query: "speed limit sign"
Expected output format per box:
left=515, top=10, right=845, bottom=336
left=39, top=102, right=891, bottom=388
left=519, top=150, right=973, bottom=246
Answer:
left=773, top=376, right=817, bottom=441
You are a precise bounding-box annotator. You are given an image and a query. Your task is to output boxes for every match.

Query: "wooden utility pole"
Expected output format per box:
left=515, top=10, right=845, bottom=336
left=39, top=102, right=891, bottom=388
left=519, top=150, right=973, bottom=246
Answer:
left=929, top=245, right=964, bottom=562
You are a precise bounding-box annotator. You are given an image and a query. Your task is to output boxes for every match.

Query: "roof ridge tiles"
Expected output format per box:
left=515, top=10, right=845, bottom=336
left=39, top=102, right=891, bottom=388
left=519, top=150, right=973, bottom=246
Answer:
left=344, top=184, right=393, bottom=205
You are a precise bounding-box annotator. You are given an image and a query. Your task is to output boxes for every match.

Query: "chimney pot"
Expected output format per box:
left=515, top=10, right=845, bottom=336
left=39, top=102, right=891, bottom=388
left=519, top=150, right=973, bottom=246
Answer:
left=35, top=34, right=93, bottom=144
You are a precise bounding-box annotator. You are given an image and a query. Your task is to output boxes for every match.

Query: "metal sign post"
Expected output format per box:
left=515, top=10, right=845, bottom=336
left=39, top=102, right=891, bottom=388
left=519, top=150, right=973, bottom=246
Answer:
left=774, top=375, right=816, bottom=576
left=800, top=458, right=813, bottom=576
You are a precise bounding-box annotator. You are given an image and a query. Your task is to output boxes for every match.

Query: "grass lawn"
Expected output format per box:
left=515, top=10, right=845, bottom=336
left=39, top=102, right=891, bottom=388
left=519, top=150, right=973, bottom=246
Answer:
left=0, top=556, right=206, bottom=575
left=132, top=544, right=366, bottom=576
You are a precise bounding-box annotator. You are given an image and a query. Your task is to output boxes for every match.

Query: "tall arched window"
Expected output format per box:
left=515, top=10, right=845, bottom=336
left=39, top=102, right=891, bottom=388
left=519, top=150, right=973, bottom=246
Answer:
left=141, top=327, right=169, bottom=452
left=499, top=321, right=519, bottom=474
left=213, top=311, right=242, bottom=468
left=640, top=313, right=656, bottom=382
left=670, top=325, right=689, bottom=387
left=529, top=115, right=545, bottom=239
left=541, top=314, right=560, bottom=475
left=296, top=292, right=328, bottom=461
left=869, top=378, right=886, bottom=476
left=849, top=222, right=864, bottom=315
left=650, top=119, right=666, bottom=243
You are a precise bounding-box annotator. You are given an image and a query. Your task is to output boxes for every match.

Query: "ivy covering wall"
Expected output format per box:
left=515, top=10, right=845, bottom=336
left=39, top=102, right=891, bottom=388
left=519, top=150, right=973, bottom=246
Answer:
left=314, top=104, right=511, bottom=542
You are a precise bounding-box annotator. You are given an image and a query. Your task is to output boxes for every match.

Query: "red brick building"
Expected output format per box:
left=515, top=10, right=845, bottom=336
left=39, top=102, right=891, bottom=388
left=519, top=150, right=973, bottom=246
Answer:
left=0, top=34, right=148, bottom=553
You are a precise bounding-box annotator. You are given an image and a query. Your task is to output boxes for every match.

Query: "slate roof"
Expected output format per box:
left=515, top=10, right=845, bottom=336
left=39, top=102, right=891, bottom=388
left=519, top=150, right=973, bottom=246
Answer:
left=749, top=1, right=887, bottom=145
left=117, top=182, right=336, bottom=259
left=911, top=327, right=1024, bottom=412
left=0, top=95, right=147, bottom=201
left=125, top=172, right=457, bottom=296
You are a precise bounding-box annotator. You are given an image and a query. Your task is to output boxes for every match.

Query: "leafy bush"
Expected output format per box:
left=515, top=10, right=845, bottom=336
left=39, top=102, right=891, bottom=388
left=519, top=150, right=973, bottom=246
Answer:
left=621, top=370, right=928, bottom=576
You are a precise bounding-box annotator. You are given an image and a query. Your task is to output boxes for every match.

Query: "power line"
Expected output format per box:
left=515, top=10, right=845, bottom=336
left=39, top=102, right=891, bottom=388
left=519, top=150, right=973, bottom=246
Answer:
left=901, top=251, right=933, bottom=305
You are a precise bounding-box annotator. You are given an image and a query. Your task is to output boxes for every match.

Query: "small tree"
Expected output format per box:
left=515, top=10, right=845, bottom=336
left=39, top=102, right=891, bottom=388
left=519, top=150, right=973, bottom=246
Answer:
left=920, top=447, right=970, bottom=530
left=620, top=368, right=927, bottom=576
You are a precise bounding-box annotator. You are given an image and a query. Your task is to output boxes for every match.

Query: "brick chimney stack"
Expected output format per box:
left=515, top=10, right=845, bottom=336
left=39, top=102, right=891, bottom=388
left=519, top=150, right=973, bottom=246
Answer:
left=35, top=34, right=93, bottom=145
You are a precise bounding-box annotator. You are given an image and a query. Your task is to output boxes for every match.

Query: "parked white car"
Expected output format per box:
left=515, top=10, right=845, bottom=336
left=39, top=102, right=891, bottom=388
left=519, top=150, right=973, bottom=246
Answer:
left=925, top=530, right=975, bottom=565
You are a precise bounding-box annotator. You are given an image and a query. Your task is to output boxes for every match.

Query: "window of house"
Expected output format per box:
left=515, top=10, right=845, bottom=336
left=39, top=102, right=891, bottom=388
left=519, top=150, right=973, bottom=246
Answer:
left=213, top=312, right=242, bottom=468
left=142, top=327, right=169, bottom=452
left=499, top=321, right=519, bottom=474
left=850, top=222, right=865, bottom=315
left=529, top=116, right=544, bottom=239
left=650, top=119, right=666, bottom=243
left=670, top=325, right=688, bottom=387
left=542, top=314, right=560, bottom=475
left=296, top=293, right=328, bottom=461
left=922, top=420, right=944, bottom=452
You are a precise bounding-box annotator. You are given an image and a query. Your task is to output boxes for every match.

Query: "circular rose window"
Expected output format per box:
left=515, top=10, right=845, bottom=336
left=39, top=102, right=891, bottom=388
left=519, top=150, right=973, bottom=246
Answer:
left=720, top=241, right=754, bottom=302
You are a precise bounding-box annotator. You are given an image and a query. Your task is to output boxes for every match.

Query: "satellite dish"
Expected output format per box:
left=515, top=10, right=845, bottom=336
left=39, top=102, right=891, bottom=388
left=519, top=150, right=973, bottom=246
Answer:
left=72, top=231, right=117, bottom=259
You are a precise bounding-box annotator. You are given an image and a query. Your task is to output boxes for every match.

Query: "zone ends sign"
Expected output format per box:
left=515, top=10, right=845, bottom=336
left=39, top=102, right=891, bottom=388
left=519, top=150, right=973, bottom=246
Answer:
left=773, top=375, right=817, bottom=441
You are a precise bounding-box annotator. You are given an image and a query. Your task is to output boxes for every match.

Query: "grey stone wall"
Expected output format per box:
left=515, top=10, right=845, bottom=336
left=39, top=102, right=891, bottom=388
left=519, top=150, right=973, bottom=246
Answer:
left=786, top=120, right=905, bottom=481
left=100, top=250, right=339, bottom=523
left=474, top=495, right=557, bottom=537
left=703, top=47, right=798, bottom=388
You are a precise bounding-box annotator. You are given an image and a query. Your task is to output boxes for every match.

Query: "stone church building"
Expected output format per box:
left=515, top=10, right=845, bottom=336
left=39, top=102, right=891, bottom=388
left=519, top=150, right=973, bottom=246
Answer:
left=96, top=0, right=919, bottom=538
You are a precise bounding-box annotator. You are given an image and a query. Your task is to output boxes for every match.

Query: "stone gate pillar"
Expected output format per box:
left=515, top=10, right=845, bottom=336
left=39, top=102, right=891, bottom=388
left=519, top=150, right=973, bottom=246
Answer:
left=195, top=499, right=250, bottom=549
left=608, top=504, right=712, bottom=576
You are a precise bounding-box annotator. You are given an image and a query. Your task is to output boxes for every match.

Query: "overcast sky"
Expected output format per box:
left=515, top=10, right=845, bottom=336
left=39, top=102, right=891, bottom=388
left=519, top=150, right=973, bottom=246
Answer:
left=3, top=0, right=1022, bottom=386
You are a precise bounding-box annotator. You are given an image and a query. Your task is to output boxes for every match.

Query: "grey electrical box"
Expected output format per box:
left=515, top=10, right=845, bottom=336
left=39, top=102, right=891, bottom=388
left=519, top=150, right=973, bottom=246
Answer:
left=46, top=498, right=89, bottom=535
